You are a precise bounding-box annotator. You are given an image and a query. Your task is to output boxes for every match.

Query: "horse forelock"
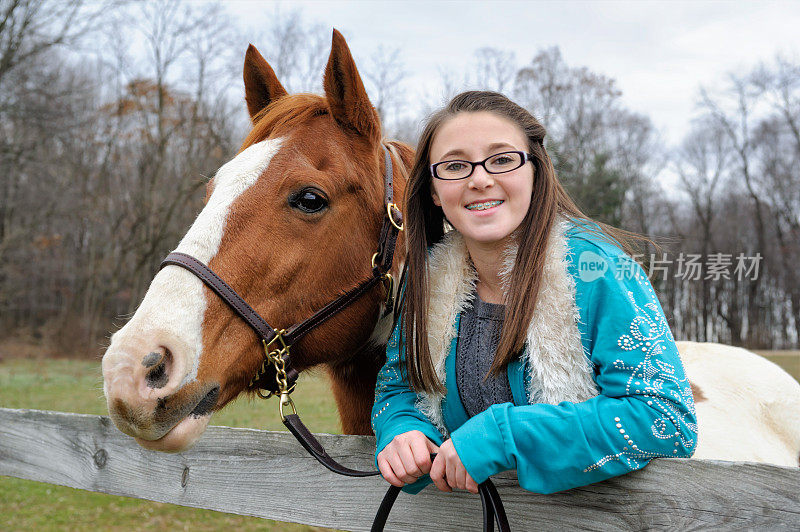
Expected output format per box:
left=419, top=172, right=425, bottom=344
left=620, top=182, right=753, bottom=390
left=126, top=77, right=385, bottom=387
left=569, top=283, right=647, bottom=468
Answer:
left=237, top=92, right=385, bottom=206
left=240, top=94, right=330, bottom=151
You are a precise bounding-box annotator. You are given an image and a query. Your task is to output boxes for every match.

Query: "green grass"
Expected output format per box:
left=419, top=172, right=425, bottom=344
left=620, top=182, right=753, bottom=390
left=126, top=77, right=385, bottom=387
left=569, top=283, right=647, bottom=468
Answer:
left=1, top=477, right=331, bottom=531
left=0, top=359, right=341, bottom=531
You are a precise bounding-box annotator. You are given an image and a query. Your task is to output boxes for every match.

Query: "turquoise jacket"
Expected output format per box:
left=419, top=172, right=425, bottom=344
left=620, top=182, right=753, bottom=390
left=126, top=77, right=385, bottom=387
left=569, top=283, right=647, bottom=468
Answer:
left=371, top=221, right=698, bottom=495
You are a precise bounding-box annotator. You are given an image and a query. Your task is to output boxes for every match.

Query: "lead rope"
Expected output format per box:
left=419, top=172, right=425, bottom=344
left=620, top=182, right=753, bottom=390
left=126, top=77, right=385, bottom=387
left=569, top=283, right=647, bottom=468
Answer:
left=370, top=454, right=511, bottom=532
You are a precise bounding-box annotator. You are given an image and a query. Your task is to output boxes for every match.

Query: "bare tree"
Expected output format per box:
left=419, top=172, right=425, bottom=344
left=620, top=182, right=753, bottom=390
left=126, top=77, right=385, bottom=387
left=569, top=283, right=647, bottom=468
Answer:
left=513, top=46, right=661, bottom=232
left=97, top=1, right=239, bottom=309
left=431, top=65, right=463, bottom=104
left=0, top=0, right=109, bottom=251
left=295, top=22, right=328, bottom=93
left=673, top=120, right=732, bottom=341
left=751, top=54, right=800, bottom=156
left=364, top=45, right=405, bottom=127
left=699, top=74, right=771, bottom=347
left=471, top=47, right=516, bottom=93
left=514, top=47, right=571, bottom=130
left=0, top=0, right=107, bottom=86
left=256, top=6, right=328, bottom=93
left=749, top=56, right=800, bottom=343
left=0, top=0, right=240, bottom=353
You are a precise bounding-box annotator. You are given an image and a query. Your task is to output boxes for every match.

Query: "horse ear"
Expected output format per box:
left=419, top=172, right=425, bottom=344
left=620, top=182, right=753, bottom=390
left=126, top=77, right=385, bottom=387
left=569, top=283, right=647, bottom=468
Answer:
left=243, top=44, right=288, bottom=121
left=323, top=29, right=380, bottom=141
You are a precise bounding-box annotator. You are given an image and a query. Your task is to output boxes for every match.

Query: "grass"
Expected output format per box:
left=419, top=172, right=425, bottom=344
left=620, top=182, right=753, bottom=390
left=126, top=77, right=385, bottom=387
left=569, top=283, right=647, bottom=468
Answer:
left=0, top=358, right=341, bottom=531
left=1, top=479, right=331, bottom=531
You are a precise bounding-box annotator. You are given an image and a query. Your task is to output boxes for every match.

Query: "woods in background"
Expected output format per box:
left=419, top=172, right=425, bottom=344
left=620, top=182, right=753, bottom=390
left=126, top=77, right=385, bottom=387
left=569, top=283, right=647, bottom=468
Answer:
left=1, top=0, right=798, bottom=355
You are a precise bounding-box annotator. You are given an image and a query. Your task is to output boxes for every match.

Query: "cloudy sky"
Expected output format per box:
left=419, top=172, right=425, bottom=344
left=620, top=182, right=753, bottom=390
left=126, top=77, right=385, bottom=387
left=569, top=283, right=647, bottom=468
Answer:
left=226, top=0, right=800, bottom=146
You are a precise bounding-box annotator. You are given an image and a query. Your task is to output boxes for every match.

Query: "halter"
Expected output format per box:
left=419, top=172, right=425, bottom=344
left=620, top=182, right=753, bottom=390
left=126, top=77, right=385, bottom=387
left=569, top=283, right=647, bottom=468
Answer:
left=159, top=145, right=510, bottom=531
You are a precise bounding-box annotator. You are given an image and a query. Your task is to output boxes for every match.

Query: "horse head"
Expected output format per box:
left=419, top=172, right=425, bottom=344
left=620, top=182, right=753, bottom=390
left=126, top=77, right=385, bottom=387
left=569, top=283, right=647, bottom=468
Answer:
left=102, top=30, right=411, bottom=452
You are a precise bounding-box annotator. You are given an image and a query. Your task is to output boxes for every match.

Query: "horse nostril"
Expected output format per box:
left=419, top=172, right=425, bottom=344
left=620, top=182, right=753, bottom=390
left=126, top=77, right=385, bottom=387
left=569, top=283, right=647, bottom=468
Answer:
left=142, top=351, right=161, bottom=368
left=144, top=348, right=171, bottom=389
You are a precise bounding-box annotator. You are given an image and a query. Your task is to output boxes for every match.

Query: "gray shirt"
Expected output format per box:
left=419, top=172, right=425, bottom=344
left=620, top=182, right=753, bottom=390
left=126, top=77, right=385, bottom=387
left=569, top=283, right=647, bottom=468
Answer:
left=456, top=289, right=515, bottom=417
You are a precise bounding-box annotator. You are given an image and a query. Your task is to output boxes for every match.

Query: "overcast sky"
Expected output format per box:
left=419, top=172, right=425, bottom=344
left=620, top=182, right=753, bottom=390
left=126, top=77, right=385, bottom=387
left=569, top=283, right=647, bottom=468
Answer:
left=225, top=0, right=800, bottom=146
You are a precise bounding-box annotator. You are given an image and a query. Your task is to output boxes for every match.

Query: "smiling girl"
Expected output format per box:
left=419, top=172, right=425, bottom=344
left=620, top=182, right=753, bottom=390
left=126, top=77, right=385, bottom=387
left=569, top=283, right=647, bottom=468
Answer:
left=371, top=91, right=698, bottom=495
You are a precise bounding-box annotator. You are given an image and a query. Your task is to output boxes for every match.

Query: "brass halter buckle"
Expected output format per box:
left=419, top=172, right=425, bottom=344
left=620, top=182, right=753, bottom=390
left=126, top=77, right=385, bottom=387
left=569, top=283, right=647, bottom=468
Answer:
left=252, top=330, right=297, bottom=414
left=387, top=203, right=404, bottom=231
left=381, top=273, right=394, bottom=308
left=371, top=253, right=395, bottom=308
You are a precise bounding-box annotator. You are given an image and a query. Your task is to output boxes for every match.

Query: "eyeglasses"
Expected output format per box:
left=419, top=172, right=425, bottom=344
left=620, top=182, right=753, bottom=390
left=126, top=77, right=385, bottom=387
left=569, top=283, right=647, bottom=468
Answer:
left=430, top=150, right=534, bottom=180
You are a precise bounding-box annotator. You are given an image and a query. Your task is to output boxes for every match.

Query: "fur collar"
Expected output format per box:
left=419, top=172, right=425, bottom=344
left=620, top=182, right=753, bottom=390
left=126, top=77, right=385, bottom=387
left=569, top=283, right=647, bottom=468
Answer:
left=415, top=216, right=600, bottom=436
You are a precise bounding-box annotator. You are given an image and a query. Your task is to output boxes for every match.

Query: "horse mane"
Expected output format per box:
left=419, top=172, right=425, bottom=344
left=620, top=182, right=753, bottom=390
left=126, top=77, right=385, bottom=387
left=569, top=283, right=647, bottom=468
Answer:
left=240, top=93, right=330, bottom=151
left=382, top=140, right=414, bottom=180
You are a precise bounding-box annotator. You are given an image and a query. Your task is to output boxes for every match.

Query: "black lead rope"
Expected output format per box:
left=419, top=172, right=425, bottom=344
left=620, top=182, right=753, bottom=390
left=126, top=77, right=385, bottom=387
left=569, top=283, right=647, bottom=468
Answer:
left=282, top=413, right=379, bottom=477
left=371, top=480, right=510, bottom=532
left=278, top=276, right=511, bottom=529
left=283, top=405, right=511, bottom=530
left=370, top=454, right=511, bottom=532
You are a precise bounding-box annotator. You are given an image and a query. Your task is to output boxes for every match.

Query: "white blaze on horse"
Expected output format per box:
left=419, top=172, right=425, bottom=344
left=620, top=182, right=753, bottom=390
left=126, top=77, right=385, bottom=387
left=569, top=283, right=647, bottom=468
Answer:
left=101, top=31, right=800, bottom=468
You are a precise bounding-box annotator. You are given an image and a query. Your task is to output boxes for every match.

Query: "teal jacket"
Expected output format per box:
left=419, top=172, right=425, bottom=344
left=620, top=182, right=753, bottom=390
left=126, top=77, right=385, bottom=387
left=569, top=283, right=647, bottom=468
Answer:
left=371, top=220, right=698, bottom=495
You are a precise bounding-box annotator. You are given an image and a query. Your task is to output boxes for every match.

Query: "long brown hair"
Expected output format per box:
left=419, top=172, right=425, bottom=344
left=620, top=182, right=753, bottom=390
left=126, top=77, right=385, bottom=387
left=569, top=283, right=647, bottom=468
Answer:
left=402, top=90, right=657, bottom=395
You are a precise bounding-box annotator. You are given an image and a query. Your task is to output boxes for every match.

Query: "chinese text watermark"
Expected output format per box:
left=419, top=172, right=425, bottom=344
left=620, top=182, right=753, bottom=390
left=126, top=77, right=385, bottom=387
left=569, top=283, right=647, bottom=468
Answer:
left=578, top=251, right=763, bottom=283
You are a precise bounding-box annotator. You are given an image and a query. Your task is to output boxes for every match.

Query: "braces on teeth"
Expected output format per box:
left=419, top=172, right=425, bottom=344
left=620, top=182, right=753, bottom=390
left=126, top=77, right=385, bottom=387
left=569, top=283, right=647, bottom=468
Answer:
left=466, top=200, right=503, bottom=211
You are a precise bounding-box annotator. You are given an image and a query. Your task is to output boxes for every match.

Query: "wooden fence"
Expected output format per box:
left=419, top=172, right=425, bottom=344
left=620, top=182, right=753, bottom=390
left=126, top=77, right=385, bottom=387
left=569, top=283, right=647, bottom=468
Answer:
left=1, top=407, right=799, bottom=530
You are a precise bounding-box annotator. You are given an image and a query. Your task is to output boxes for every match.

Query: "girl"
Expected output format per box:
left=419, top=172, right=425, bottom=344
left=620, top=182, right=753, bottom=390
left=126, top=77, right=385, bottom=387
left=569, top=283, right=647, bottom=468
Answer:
left=371, top=91, right=697, bottom=495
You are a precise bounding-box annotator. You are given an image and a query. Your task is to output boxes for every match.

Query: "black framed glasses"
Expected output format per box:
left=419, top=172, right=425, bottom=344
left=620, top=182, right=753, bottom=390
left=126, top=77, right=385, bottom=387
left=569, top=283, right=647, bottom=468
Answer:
left=430, top=150, right=534, bottom=180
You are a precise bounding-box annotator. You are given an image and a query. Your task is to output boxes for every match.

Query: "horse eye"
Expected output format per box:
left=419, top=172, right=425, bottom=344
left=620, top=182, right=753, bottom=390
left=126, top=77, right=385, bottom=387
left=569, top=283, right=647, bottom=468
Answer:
left=289, top=188, right=328, bottom=214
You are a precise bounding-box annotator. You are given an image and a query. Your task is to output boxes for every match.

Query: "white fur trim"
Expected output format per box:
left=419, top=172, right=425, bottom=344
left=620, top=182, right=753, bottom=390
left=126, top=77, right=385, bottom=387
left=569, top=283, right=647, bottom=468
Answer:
left=513, top=218, right=600, bottom=404
left=416, top=216, right=599, bottom=434
left=415, top=231, right=478, bottom=435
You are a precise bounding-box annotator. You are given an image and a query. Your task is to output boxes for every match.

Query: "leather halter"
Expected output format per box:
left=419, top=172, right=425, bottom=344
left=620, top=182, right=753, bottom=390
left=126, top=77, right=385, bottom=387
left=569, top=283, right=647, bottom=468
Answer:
left=159, top=145, right=511, bottom=530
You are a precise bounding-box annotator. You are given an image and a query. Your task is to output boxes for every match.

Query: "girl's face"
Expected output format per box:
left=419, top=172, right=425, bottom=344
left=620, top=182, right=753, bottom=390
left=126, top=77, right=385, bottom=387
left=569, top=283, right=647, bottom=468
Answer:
left=430, top=111, right=534, bottom=250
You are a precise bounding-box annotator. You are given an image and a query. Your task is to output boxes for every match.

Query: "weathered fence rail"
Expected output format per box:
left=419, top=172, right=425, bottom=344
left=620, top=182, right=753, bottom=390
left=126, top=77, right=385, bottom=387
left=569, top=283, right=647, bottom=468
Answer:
left=1, top=408, right=798, bottom=530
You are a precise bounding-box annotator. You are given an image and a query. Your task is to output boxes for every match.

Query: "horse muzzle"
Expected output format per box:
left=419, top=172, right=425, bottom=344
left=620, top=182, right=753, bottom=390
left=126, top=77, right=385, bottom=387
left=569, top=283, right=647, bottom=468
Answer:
left=102, top=339, right=220, bottom=451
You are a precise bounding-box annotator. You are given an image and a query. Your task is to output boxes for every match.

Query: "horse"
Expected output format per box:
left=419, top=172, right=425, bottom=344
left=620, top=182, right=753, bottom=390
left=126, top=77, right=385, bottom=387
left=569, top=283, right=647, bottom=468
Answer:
left=101, top=30, right=408, bottom=450
left=101, top=30, right=800, bottom=468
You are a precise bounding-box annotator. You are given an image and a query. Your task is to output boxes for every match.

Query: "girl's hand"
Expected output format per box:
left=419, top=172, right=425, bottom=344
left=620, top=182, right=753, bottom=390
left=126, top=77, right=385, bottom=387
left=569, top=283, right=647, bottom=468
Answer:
left=377, top=430, right=439, bottom=487
left=429, top=439, right=479, bottom=494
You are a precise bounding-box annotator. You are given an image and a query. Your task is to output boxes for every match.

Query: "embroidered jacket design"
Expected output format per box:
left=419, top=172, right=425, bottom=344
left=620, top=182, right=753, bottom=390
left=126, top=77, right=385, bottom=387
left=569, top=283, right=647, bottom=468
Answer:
left=583, top=277, right=697, bottom=473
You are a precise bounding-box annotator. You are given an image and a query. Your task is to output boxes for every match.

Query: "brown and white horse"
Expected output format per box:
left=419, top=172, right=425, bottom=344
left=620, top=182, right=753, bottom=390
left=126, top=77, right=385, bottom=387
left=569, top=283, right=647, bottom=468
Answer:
left=101, top=31, right=800, bottom=468
left=102, top=31, right=407, bottom=450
